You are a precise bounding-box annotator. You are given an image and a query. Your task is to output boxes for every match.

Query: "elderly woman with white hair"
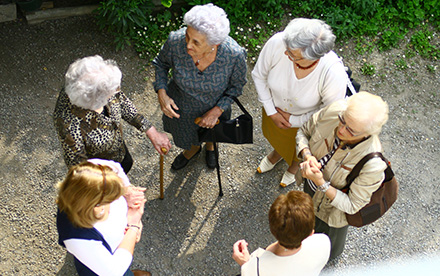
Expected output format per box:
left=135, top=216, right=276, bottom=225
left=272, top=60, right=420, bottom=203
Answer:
left=297, top=91, right=389, bottom=259
left=153, top=3, right=247, bottom=170
left=253, top=18, right=347, bottom=187
left=54, top=55, right=171, bottom=173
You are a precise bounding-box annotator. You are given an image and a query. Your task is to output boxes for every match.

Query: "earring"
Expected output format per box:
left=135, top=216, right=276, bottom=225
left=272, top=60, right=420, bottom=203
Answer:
left=211, top=47, right=215, bottom=51
left=95, top=207, right=105, bottom=219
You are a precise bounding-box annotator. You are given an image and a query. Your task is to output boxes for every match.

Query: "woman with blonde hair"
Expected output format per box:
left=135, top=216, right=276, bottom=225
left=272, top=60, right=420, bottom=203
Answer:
left=56, top=159, right=150, bottom=276
left=297, top=92, right=389, bottom=259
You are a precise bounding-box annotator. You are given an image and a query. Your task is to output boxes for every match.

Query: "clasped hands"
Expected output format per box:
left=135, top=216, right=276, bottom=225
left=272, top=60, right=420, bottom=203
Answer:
left=270, top=107, right=292, bottom=129
left=126, top=187, right=146, bottom=243
left=300, top=155, right=326, bottom=187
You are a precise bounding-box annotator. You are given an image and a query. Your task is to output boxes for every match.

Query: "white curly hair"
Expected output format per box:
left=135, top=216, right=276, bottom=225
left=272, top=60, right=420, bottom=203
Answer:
left=64, top=55, right=122, bottom=111
left=183, top=3, right=230, bottom=46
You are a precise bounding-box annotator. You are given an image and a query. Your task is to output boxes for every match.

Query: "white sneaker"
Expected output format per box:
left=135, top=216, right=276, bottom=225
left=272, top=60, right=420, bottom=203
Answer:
left=257, top=155, right=282, bottom=174
left=280, top=171, right=296, bottom=187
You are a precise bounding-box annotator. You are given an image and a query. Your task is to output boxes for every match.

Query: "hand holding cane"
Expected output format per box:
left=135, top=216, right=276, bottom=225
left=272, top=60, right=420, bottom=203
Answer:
left=159, top=147, right=167, bottom=199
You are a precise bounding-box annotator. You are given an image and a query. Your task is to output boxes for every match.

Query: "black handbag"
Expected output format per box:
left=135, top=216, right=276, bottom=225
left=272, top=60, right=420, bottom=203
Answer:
left=196, top=96, right=253, bottom=197
left=342, top=152, right=399, bottom=227
left=197, top=96, right=253, bottom=144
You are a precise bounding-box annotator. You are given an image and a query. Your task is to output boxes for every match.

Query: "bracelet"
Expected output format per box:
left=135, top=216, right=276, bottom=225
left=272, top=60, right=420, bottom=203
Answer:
left=318, top=181, right=331, bottom=193
left=127, top=224, right=140, bottom=230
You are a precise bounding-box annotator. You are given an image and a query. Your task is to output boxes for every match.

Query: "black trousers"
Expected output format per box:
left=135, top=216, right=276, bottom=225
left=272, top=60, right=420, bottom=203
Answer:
left=304, top=180, right=349, bottom=259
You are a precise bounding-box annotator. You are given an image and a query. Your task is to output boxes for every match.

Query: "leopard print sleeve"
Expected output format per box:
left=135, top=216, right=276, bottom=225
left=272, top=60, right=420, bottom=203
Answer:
left=116, top=91, right=153, bottom=132
left=55, top=116, right=89, bottom=167
left=54, top=89, right=89, bottom=167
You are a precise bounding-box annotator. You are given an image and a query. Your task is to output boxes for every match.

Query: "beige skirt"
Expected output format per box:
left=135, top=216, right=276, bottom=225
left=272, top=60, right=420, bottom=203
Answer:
left=261, top=108, right=299, bottom=165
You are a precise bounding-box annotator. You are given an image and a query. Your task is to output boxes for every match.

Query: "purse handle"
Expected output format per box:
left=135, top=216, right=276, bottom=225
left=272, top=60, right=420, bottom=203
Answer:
left=342, top=152, right=392, bottom=192
left=227, top=96, right=251, bottom=117
left=194, top=96, right=251, bottom=124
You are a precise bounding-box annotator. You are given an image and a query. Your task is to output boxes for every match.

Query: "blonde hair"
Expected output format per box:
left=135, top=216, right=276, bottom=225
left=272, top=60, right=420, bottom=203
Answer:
left=345, top=91, right=389, bottom=135
left=57, top=162, right=124, bottom=228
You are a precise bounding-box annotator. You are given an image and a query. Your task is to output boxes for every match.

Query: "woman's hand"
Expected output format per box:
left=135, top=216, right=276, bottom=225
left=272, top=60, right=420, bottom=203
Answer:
left=146, top=126, right=172, bottom=155
left=197, top=106, right=223, bottom=129
left=232, top=239, right=250, bottom=266
left=157, top=89, right=180, bottom=119
left=127, top=199, right=146, bottom=226
left=135, top=223, right=143, bottom=243
left=305, top=155, right=321, bottom=170
left=270, top=111, right=291, bottom=129
left=300, top=160, right=325, bottom=186
left=124, top=186, right=146, bottom=208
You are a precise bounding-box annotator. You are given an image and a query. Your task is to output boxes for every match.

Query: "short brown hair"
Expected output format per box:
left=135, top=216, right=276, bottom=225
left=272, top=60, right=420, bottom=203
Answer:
left=268, top=191, right=315, bottom=249
left=57, top=162, right=124, bottom=228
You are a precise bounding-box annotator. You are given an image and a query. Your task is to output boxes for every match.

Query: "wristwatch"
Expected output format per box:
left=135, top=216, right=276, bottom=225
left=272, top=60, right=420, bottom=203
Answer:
left=318, top=181, right=331, bottom=193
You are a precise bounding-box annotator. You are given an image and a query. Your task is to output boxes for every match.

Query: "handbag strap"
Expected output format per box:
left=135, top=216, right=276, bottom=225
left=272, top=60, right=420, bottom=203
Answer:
left=228, top=96, right=251, bottom=117
left=318, top=56, right=356, bottom=98
left=342, top=152, right=385, bottom=191
left=257, top=256, right=260, bottom=276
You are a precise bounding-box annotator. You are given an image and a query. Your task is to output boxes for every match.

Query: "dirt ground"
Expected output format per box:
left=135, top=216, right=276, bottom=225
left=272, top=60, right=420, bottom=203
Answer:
left=0, top=15, right=439, bottom=276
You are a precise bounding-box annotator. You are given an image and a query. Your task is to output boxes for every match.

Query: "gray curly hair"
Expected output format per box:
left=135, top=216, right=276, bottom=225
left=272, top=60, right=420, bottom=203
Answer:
left=183, top=3, right=230, bottom=46
left=283, top=18, right=336, bottom=60
left=64, top=55, right=122, bottom=111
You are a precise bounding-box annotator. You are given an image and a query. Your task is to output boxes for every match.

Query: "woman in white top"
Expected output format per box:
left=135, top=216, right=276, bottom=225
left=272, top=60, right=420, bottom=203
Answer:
left=56, top=159, right=151, bottom=276
left=252, top=18, right=347, bottom=187
left=232, top=191, right=330, bottom=276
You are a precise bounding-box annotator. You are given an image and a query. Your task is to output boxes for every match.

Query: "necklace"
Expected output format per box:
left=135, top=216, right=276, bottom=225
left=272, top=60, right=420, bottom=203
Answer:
left=295, top=59, right=319, bottom=70
left=195, top=47, right=215, bottom=66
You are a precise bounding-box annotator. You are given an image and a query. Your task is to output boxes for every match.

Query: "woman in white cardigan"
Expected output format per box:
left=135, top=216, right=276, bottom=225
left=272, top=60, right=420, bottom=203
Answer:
left=252, top=18, right=347, bottom=187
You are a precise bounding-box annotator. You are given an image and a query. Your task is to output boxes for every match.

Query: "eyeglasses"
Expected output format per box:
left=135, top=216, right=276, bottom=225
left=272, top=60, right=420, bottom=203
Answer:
left=96, top=165, right=107, bottom=206
left=338, top=113, right=362, bottom=137
left=285, top=49, right=304, bottom=62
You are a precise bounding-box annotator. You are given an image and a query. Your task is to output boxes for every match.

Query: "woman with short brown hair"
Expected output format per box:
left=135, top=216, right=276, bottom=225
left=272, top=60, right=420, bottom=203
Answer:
left=232, top=191, right=330, bottom=275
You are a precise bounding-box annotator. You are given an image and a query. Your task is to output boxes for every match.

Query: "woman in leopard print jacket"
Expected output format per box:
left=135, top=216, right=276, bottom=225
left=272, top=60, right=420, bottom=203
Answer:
left=54, top=55, right=171, bottom=173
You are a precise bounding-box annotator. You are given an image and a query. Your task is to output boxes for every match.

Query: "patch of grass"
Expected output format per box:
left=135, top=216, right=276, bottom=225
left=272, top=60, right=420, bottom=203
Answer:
left=355, top=37, right=375, bottom=55
left=408, top=27, right=440, bottom=59
left=426, top=64, right=437, bottom=73
left=360, top=63, right=376, bottom=76
left=395, top=58, right=408, bottom=70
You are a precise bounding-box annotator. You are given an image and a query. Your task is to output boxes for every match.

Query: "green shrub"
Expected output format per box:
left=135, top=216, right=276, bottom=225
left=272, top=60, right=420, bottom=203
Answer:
left=408, top=27, right=440, bottom=59
left=95, top=0, right=153, bottom=51
left=95, top=0, right=440, bottom=65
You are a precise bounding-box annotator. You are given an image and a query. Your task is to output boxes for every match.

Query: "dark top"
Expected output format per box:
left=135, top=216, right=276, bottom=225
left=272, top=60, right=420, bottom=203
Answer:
left=153, top=28, right=247, bottom=149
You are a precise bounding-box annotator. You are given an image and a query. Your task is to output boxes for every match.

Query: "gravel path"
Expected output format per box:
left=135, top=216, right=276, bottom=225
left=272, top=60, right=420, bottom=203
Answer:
left=0, top=15, right=439, bottom=276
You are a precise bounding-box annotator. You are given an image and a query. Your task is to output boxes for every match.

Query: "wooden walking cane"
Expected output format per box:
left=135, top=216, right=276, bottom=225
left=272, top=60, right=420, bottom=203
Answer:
left=159, top=147, right=167, bottom=200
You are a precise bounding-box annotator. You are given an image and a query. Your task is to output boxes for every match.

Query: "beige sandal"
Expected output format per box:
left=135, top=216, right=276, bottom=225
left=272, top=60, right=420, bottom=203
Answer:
left=257, top=155, right=282, bottom=173
left=280, top=171, right=296, bottom=187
